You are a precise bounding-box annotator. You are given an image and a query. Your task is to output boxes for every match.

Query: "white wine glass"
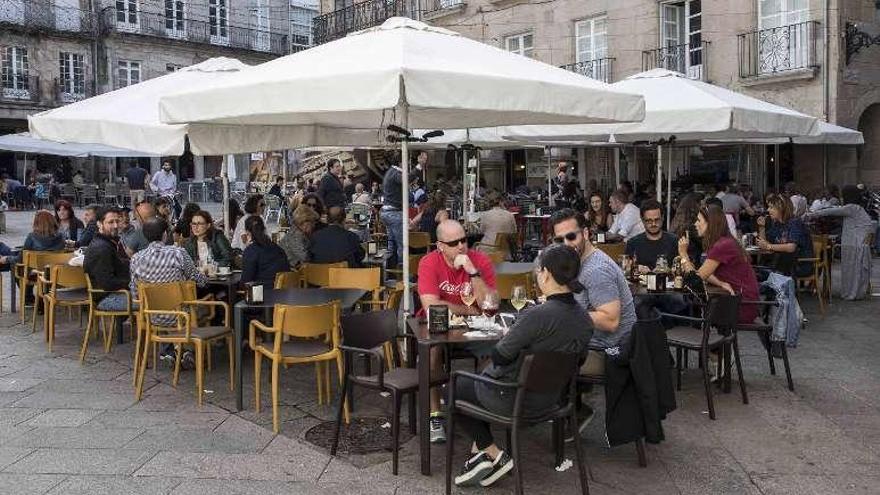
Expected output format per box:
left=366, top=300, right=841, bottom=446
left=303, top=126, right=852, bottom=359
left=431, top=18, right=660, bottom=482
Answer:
left=510, top=285, right=527, bottom=314
left=460, top=282, right=476, bottom=308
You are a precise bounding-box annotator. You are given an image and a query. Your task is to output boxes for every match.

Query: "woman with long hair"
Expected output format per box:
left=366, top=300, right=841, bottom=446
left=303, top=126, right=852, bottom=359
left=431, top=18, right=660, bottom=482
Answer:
left=3, top=210, right=65, bottom=265
left=670, top=193, right=703, bottom=263
left=807, top=185, right=874, bottom=300
left=53, top=199, right=84, bottom=243
left=585, top=191, right=611, bottom=233
left=173, top=202, right=202, bottom=241
left=756, top=194, right=813, bottom=277
left=241, top=215, right=289, bottom=286
left=678, top=204, right=759, bottom=323
left=183, top=210, right=233, bottom=268
left=412, top=190, right=450, bottom=242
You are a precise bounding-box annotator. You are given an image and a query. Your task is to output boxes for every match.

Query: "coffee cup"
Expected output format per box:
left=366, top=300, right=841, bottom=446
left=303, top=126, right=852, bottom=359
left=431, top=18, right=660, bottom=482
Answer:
left=217, top=266, right=231, bottom=276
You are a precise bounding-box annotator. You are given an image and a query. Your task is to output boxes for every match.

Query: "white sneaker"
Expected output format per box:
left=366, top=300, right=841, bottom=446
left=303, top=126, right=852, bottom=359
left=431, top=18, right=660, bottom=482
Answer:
left=429, top=416, right=446, bottom=444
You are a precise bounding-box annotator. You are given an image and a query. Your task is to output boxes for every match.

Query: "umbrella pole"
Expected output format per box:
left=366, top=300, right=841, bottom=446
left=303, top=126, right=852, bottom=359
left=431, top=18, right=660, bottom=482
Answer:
left=401, top=102, right=411, bottom=316
left=656, top=144, right=662, bottom=202
left=667, top=146, right=673, bottom=230
left=223, top=155, right=231, bottom=238
left=461, top=150, right=466, bottom=219
left=614, top=147, right=621, bottom=190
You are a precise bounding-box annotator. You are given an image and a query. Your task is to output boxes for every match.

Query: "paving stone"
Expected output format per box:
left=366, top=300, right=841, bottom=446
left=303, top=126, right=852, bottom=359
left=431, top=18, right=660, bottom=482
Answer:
left=0, top=474, right=66, bottom=495
left=134, top=451, right=330, bottom=482
left=45, top=475, right=181, bottom=495
left=10, top=390, right=135, bottom=411
left=0, top=378, right=44, bottom=393
left=0, top=448, right=35, bottom=471
left=123, top=427, right=268, bottom=454
left=0, top=408, right=42, bottom=425
left=4, top=449, right=156, bottom=475
left=5, top=427, right=144, bottom=449
left=23, top=409, right=103, bottom=427
left=88, top=410, right=229, bottom=430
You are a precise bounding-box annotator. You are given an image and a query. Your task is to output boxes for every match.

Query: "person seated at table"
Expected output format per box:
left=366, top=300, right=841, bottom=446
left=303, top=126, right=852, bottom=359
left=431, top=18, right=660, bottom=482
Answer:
left=241, top=215, right=290, bottom=287
left=84, top=207, right=133, bottom=312
left=417, top=219, right=498, bottom=444
left=54, top=199, right=84, bottom=244
left=677, top=204, right=759, bottom=324
left=411, top=190, right=450, bottom=244
left=300, top=193, right=327, bottom=231
left=308, top=206, right=364, bottom=268
left=625, top=199, right=678, bottom=272
left=756, top=194, right=813, bottom=277
left=232, top=195, right=266, bottom=251
left=586, top=191, right=611, bottom=233
left=130, top=217, right=207, bottom=366
left=2, top=210, right=65, bottom=265
left=670, top=193, right=703, bottom=263
left=154, top=197, right=176, bottom=244
left=605, top=189, right=644, bottom=242
left=475, top=191, right=516, bottom=253
left=183, top=210, right=233, bottom=269
left=452, top=244, right=592, bottom=488
left=173, top=203, right=201, bottom=243
left=351, top=183, right=372, bottom=205
left=278, top=205, right=317, bottom=269
left=117, top=208, right=137, bottom=260
left=550, top=208, right=636, bottom=387
left=268, top=176, right=285, bottom=202
left=72, top=204, right=98, bottom=248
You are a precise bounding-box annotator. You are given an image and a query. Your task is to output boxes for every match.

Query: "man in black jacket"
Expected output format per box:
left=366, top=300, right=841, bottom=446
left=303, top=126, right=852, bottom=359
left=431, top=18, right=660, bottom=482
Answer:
left=317, top=158, right=345, bottom=209
left=84, top=206, right=133, bottom=311
left=309, top=206, right=365, bottom=267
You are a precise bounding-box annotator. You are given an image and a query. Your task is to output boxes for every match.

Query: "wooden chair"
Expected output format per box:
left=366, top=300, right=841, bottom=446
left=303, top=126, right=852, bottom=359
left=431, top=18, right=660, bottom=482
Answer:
left=327, top=267, right=384, bottom=310
left=250, top=301, right=348, bottom=433
left=301, top=261, right=348, bottom=287
left=135, top=281, right=233, bottom=405
left=486, top=250, right=506, bottom=265
left=811, top=234, right=832, bottom=302
left=479, top=232, right=515, bottom=260
left=596, top=242, right=625, bottom=261
left=82, top=274, right=134, bottom=362
left=274, top=269, right=303, bottom=289
left=409, top=231, right=431, bottom=253
left=386, top=254, right=424, bottom=281
left=14, top=251, right=73, bottom=324
left=796, top=238, right=829, bottom=314
left=38, top=265, right=89, bottom=352
left=495, top=272, right=534, bottom=300
left=735, top=299, right=794, bottom=392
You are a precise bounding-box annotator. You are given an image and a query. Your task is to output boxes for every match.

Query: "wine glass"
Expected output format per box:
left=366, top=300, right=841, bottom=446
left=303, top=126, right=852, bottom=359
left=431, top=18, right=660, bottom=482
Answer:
left=481, top=292, right=499, bottom=320
left=460, top=282, right=476, bottom=308
left=510, top=285, right=527, bottom=314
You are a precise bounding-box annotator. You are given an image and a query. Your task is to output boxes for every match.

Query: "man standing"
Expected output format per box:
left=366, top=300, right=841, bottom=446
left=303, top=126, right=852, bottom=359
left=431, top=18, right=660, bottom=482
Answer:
left=606, top=189, right=645, bottom=242
left=550, top=208, right=636, bottom=430
left=625, top=199, right=679, bottom=271
left=84, top=207, right=132, bottom=312
left=477, top=192, right=517, bottom=252
left=150, top=161, right=180, bottom=219
left=130, top=217, right=207, bottom=364
left=418, top=220, right=497, bottom=443
left=125, top=162, right=150, bottom=206
left=379, top=155, right=416, bottom=267
left=717, top=183, right=755, bottom=225
left=317, top=158, right=345, bottom=209
left=309, top=206, right=365, bottom=267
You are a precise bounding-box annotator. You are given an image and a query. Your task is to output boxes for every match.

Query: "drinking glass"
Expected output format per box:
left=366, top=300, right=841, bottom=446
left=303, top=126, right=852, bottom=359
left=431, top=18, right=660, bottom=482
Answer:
left=481, top=292, right=499, bottom=320
left=510, top=285, right=527, bottom=313
left=460, top=282, right=476, bottom=307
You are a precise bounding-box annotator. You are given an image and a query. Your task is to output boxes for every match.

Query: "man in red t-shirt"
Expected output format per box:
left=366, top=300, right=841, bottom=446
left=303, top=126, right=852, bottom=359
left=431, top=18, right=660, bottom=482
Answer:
left=417, top=219, right=497, bottom=444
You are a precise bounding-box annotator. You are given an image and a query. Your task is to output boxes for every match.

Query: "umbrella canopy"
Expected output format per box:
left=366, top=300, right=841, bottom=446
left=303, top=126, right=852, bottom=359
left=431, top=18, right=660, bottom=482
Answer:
left=501, top=68, right=819, bottom=143
left=158, top=17, right=645, bottom=155
left=0, top=132, right=158, bottom=157
left=793, top=122, right=863, bottom=145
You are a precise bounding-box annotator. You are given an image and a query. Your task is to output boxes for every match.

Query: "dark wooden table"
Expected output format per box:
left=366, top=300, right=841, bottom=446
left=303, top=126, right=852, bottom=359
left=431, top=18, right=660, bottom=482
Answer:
left=232, top=288, right=367, bottom=411
left=406, top=317, right=502, bottom=476
left=205, top=272, right=241, bottom=309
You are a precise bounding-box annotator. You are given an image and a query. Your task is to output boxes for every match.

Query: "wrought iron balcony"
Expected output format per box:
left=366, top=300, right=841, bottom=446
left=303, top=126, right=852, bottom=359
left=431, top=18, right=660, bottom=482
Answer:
left=0, top=75, right=40, bottom=103
left=738, top=21, right=819, bottom=78
left=101, top=9, right=289, bottom=55
left=0, top=0, right=94, bottom=35
left=642, top=41, right=710, bottom=81
left=53, top=77, right=89, bottom=105
left=313, top=0, right=408, bottom=45
left=559, top=58, right=614, bottom=83
left=424, top=0, right=465, bottom=17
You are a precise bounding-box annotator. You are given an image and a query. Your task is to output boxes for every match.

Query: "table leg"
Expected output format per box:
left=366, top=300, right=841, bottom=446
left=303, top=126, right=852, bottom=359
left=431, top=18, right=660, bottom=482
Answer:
left=234, top=304, right=244, bottom=411
left=10, top=274, right=16, bottom=313
left=418, top=341, right=432, bottom=476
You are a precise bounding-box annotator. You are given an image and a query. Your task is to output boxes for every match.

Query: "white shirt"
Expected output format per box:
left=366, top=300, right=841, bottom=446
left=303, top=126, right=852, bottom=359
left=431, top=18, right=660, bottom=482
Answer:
left=231, top=213, right=251, bottom=251
left=150, top=171, right=177, bottom=195
left=608, top=203, right=645, bottom=241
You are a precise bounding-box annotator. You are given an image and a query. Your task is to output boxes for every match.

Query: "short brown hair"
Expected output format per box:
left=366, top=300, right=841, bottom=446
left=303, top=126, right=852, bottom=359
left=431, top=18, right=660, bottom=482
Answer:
left=32, top=210, right=58, bottom=237
left=292, top=204, right=319, bottom=228
left=610, top=189, right=629, bottom=204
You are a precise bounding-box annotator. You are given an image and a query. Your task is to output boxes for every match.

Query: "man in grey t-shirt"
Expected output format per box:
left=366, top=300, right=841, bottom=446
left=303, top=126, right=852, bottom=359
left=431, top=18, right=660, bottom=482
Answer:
left=549, top=208, right=636, bottom=378
left=717, top=184, right=755, bottom=224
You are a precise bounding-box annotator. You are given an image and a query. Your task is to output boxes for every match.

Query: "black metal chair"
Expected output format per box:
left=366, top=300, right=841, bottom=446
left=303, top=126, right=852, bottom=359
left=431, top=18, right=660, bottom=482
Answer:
left=445, top=351, right=589, bottom=495
left=662, top=294, right=747, bottom=420
left=331, top=310, right=446, bottom=475
left=736, top=299, right=795, bottom=391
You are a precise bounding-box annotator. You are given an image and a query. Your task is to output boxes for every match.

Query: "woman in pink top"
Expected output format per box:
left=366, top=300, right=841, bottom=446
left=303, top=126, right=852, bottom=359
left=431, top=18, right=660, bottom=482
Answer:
left=677, top=204, right=759, bottom=323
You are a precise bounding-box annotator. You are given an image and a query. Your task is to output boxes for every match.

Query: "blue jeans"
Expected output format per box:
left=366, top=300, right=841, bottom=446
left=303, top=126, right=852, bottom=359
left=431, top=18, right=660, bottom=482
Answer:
left=380, top=209, right=404, bottom=267
left=96, top=293, right=138, bottom=312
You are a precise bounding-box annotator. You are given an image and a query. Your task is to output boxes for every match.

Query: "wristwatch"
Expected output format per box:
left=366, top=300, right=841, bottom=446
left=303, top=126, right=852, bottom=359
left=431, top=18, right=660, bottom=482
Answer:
left=468, top=270, right=482, bottom=278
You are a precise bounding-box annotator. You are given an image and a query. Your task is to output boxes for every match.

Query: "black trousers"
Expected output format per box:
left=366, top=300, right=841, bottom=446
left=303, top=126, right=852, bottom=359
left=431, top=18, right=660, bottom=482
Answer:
left=454, top=378, right=496, bottom=450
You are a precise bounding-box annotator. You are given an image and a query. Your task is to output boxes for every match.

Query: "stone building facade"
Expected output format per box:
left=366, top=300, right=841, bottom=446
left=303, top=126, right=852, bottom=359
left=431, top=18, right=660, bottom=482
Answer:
left=314, top=0, right=880, bottom=192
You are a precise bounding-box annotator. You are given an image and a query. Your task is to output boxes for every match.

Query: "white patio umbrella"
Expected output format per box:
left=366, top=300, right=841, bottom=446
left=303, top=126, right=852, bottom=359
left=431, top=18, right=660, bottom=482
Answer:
left=158, top=17, right=646, bottom=314
left=0, top=132, right=158, bottom=157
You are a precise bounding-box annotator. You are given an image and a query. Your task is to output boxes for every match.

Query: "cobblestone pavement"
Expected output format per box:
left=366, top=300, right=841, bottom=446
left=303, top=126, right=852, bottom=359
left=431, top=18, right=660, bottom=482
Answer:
left=2, top=208, right=880, bottom=494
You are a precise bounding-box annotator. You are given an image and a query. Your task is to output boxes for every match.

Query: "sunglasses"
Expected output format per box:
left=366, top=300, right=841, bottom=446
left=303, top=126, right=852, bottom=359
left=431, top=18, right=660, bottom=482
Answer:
left=438, top=237, right=467, bottom=248
left=552, top=231, right=580, bottom=244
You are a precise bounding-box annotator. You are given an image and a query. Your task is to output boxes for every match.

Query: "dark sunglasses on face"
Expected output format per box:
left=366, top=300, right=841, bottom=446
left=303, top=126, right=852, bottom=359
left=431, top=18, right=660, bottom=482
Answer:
left=553, top=231, right=579, bottom=244
left=439, top=237, right=467, bottom=248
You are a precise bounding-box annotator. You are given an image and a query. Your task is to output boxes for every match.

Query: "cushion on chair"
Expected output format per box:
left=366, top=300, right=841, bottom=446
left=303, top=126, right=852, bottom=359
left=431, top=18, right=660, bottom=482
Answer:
left=164, top=326, right=231, bottom=341
left=666, top=326, right=725, bottom=348
left=51, top=288, right=88, bottom=302
left=352, top=368, right=447, bottom=391
left=273, top=339, right=332, bottom=358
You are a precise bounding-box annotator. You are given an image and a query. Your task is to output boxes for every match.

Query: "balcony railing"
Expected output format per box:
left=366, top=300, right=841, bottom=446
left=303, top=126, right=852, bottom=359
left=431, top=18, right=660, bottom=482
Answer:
left=642, top=41, right=710, bottom=81
left=0, top=75, right=40, bottom=103
left=313, top=0, right=408, bottom=45
left=738, top=21, right=819, bottom=78
left=424, top=0, right=465, bottom=16
left=102, top=9, right=288, bottom=55
left=559, top=58, right=614, bottom=83
left=0, top=0, right=94, bottom=35
left=53, top=77, right=89, bottom=105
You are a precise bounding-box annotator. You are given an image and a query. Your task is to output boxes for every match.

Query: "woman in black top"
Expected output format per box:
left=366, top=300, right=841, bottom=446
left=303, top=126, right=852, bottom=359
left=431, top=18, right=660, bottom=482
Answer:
left=241, top=215, right=290, bottom=287
left=452, top=244, right=593, bottom=488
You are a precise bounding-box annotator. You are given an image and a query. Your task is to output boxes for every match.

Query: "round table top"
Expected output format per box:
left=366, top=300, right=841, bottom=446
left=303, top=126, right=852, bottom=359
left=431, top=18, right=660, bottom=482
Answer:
left=235, top=287, right=367, bottom=310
